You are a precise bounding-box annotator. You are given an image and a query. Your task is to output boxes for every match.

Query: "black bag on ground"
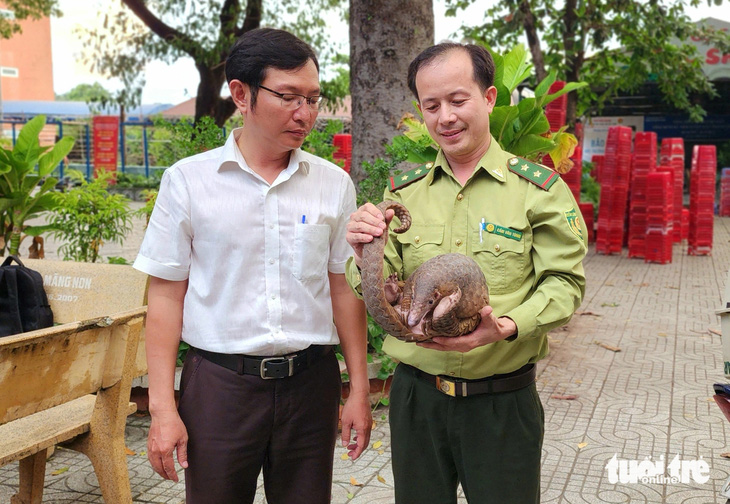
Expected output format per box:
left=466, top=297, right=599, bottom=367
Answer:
left=0, top=255, right=54, bottom=337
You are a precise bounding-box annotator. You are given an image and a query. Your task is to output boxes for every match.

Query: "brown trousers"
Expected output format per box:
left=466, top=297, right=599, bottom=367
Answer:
left=178, top=349, right=341, bottom=504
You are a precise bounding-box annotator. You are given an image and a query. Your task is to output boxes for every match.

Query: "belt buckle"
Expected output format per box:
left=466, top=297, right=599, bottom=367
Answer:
left=260, top=356, right=294, bottom=379
left=435, top=376, right=457, bottom=397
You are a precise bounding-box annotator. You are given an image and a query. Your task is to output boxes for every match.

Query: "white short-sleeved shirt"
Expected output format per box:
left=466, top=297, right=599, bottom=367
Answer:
left=133, top=128, right=357, bottom=355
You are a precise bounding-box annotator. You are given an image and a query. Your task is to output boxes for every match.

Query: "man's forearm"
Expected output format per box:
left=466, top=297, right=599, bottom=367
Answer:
left=329, top=273, right=369, bottom=395
left=146, top=277, right=187, bottom=414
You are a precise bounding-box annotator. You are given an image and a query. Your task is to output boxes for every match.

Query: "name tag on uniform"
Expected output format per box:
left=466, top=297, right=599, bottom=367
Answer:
left=483, top=222, right=523, bottom=241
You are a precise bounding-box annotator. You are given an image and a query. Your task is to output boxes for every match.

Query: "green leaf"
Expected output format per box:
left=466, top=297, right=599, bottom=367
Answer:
left=500, top=44, right=532, bottom=95
left=14, top=115, right=45, bottom=164
left=489, top=106, right=520, bottom=146
left=534, top=70, right=558, bottom=103
left=23, top=224, right=58, bottom=236
left=0, top=197, right=22, bottom=213
left=38, top=136, right=75, bottom=177
left=511, top=135, right=557, bottom=158
left=543, top=82, right=588, bottom=107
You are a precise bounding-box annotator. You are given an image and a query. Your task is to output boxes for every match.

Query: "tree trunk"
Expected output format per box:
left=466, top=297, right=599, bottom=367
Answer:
left=519, top=0, right=546, bottom=82
left=349, top=0, right=434, bottom=186
left=195, top=64, right=237, bottom=127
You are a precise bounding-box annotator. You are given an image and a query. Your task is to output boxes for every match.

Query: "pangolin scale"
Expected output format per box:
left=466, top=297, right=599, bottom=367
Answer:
left=360, top=201, right=490, bottom=342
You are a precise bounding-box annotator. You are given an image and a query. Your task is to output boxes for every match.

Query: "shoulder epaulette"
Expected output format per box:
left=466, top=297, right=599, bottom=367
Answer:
left=389, top=162, right=433, bottom=191
left=507, top=157, right=559, bottom=191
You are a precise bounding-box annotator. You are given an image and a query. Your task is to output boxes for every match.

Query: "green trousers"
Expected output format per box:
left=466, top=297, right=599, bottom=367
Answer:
left=389, top=364, right=544, bottom=504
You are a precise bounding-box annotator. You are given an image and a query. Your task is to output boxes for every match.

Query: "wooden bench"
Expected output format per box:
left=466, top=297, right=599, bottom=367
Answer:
left=0, top=259, right=148, bottom=504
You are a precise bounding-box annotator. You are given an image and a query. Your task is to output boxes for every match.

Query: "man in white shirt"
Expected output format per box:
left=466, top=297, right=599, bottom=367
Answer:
left=133, top=28, right=372, bottom=504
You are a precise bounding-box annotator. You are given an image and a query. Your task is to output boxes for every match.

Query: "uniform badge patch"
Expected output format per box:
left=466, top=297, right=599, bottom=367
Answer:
left=565, top=208, right=583, bottom=241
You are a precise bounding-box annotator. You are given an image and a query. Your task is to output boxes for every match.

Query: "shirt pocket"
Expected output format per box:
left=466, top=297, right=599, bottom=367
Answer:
left=292, top=223, right=330, bottom=281
left=396, top=224, right=445, bottom=277
left=472, top=232, right=526, bottom=295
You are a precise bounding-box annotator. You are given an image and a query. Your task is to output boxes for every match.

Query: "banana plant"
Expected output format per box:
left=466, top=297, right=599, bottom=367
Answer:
left=398, top=44, right=587, bottom=171
left=0, top=115, right=75, bottom=256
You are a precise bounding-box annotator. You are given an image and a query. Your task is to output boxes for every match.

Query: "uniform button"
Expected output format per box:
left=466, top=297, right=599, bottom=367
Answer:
left=356, top=274, right=361, bottom=282
left=494, top=244, right=501, bottom=252
left=268, top=258, right=275, bottom=264
left=457, top=193, right=464, bottom=201
left=455, top=239, right=462, bottom=247
left=414, top=236, right=421, bottom=244
left=271, top=294, right=276, bottom=300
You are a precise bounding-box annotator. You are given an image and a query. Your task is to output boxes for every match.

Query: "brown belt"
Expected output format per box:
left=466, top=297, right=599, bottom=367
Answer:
left=408, top=363, right=536, bottom=397
left=192, top=345, right=332, bottom=379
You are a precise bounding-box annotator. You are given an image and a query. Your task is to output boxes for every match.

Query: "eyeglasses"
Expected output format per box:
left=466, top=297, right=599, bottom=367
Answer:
left=259, top=85, right=326, bottom=111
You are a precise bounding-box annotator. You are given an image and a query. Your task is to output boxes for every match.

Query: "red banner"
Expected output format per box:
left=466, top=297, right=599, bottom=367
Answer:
left=92, top=116, right=119, bottom=181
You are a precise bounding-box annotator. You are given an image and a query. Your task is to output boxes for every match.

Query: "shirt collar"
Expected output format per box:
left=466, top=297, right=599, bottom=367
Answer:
left=217, top=127, right=311, bottom=176
left=428, top=135, right=507, bottom=184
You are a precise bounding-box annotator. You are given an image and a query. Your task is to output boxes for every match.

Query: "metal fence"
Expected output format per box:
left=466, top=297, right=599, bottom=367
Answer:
left=1, top=118, right=228, bottom=181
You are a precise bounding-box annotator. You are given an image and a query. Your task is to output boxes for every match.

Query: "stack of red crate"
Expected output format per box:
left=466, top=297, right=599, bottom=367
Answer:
left=659, top=138, right=684, bottom=243
left=579, top=202, right=595, bottom=243
left=688, top=145, right=717, bottom=255
left=645, top=171, right=674, bottom=264
left=591, top=155, right=604, bottom=184
left=596, top=126, right=632, bottom=254
left=545, top=81, right=567, bottom=132
left=332, top=134, right=352, bottom=173
left=627, top=132, right=657, bottom=258
left=720, top=168, right=730, bottom=216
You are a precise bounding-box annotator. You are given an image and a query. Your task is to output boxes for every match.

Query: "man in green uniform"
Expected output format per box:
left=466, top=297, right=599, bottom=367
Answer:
left=345, top=42, right=586, bottom=503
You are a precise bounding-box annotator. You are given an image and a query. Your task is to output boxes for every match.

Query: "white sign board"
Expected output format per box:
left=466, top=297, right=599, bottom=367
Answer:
left=582, top=116, right=645, bottom=162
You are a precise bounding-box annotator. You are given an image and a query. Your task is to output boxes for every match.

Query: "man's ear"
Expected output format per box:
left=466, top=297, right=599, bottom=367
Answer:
left=229, top=79, right=249, bottom=114
left=484, top=86, right=497, bottom=113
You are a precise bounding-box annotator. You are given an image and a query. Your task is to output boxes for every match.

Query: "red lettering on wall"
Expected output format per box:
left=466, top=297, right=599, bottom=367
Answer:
left=707, top=48, right=720, bottom=65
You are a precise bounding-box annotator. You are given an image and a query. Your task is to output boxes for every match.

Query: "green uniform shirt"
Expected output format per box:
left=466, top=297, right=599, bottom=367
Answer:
left=346, top=137, right=587, bottom=379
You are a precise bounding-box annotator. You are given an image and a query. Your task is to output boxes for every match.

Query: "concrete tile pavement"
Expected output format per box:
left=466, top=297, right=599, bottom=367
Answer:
left=3, top=215, right=730, bottom=503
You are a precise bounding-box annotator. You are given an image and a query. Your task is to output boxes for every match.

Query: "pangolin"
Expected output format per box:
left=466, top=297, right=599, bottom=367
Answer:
left=360, top=200, right=490, bottom=342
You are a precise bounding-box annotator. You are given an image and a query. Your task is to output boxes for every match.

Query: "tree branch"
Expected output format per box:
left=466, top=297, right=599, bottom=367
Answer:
left=237, top=0, right=262, bottom=37
left=121, top=0, right=199, bottom=56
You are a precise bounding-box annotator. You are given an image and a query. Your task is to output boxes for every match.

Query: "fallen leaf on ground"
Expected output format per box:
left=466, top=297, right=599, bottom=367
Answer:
left=377, top=475, right=386, bottom=483
left=341, top=453, right=349, bottom=460
left=378, top=449, right=385, bottom=455
left=350, top=476, right=363, bottom=487
left=125, top=446, right=136, bottom=456
left=372, top=420, right=377, bottom=429
left=578, top=442, right=588, bottom=449
left=575, top=380, right=582, bottom=384
left=576, top=311, right=601, bottom=316
left=605, top=282, right=614, bottom=286
left=347, top=493, right=354, bottom=499
left=601, top=302, right=619, bottom=307
left=594, top=341, right=621, bottom=352
left=639, top=282, right=649, bottom=287
left=551, top=394, right=578, bottom=400
left=721, top=452, right=730, bottom=459
left=373, top=440, right=382, bottom=449
left=657, top=332, right=667, bottom=337
left=139, top=451, right=146, bottom=457
left=709, top=328, right=722, bottom=336
left=51, top=467, right=69, bottom=476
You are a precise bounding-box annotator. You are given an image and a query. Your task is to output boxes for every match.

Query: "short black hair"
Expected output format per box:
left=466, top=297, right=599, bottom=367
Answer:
left=225, top=28, right=319, bottom=109
left=407, top=43, right=495, bottom=101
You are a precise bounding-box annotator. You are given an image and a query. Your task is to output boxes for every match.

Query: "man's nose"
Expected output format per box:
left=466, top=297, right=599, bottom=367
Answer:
left=438, top=105, right=456, bottom=124
left=293, top=102, right=315, bottom=122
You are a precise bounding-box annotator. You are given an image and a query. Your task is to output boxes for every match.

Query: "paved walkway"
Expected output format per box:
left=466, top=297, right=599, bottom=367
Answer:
left=3, top=215, right=730, bottom=503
